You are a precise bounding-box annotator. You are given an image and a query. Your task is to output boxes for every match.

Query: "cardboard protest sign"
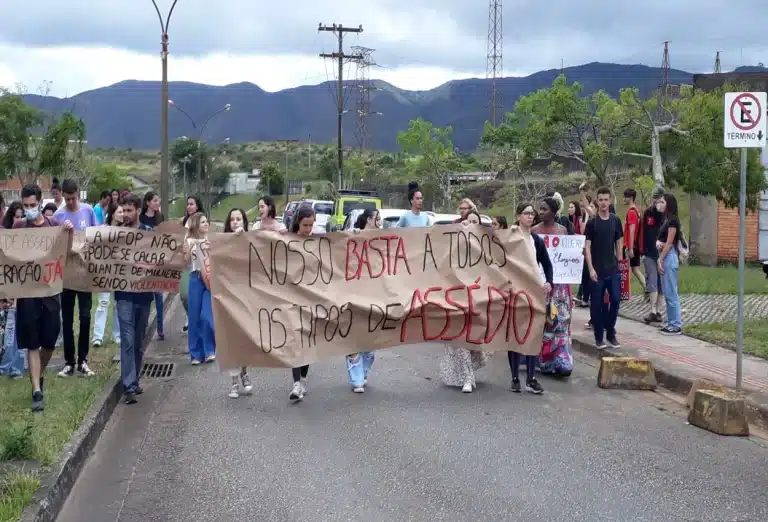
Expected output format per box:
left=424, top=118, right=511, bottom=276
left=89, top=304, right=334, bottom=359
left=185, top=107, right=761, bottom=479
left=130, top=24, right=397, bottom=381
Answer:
left=65, top=226, right=187, bottom=293
left=209, top=224, right=547, bottom=369
left=539, top=234, right=585, bottom=285
left=0, top=227, right=68, bottom=299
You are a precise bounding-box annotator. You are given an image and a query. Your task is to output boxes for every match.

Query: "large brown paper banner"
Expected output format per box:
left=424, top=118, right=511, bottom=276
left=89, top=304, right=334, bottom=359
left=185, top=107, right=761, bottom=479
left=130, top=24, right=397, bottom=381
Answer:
left=209, top=224, right=546, bottom=369
left=65, top=226, right=187, bottom=293
left=0, top=227, right=69, bottom=299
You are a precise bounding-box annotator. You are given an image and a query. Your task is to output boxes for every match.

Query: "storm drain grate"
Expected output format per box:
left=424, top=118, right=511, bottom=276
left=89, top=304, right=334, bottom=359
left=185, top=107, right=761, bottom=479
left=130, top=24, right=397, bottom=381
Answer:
left=140, top=362, right=175, bottom=378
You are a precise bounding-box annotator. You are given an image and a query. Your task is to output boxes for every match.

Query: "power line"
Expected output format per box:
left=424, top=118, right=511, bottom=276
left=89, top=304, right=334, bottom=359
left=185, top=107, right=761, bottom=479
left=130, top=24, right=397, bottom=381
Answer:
left=486, top=0, right=503, bottom=126
left=318, top=23, right=363, bottom=190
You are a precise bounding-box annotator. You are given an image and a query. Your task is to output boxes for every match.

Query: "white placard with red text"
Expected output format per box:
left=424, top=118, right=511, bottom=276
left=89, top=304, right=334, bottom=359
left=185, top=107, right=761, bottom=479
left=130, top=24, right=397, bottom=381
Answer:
left=539, top=234, right=585, bottom=285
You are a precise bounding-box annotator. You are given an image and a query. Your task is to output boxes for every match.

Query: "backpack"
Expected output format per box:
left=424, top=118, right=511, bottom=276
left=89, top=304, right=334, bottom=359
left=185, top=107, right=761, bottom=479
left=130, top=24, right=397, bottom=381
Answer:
left=677, top=230, right=690, bottom=264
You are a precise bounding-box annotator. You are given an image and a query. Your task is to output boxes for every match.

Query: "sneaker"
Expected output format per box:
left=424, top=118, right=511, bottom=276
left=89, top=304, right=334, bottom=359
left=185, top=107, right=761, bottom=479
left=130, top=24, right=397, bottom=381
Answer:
left=78, top=362, right=95, bottom=377
left=596, top=341, right=607, bottom=350
left=157, top=332, right=165, bottom=341
left=182, top=322, right=189, bottom=333
left=92, top=339, right=103, bottom=347
left=228, top=383, right=240, bottom=399
left=135, top=386, right=144, bottom=395
left=607, top=336, right=621, bottom=348
left=585, top=321, right=593, bottom=329
left=241, top=374, right=253, bottom=394
left=289, top=382, right=304, bottom=402
left=31, top=390, right=44, bottom=412
left=525, top=378, right=544, bottom=394
left=205, top=354, right=216, bottom=363
left=352, top=386, right=365, bottom=393
left=643, top=312, right=657, bottom=324
left=511, top=378, right=522, bottom=393
left=124, top=392, right=137, bottom=405
left=58, top=365, right=74, bottom=377
left=300, top=378, right=308, bottom=396
left=462, top=380, right=473, bottom=393
left=191, top=360, right=202, bottom=365
left=661, top=326, right=682, bottom=335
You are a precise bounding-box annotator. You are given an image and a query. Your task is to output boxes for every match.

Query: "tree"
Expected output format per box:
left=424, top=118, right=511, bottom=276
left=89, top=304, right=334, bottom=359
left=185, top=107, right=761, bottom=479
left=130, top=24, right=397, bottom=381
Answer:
left=0, top=88, right=43, bottom=181
left=483, top=75, right=630, bottom=186
left=86, top=163, right=133, bottom=201
left=170, top=137, right=203, bottom=183
left=258, top=162, right=284, bottom=196
left=396, top=118, right=456, bottom=209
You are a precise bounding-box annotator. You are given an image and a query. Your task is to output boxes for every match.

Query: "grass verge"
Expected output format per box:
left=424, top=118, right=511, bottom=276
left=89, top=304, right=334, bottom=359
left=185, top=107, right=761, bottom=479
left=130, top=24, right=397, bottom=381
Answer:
left=628, top=264, right=768, bottom=296
left=685, top=320, right=768, bottom=360
left=209, top=194, right=262, bottom=221
left=0, top=472, right=40, bottom=522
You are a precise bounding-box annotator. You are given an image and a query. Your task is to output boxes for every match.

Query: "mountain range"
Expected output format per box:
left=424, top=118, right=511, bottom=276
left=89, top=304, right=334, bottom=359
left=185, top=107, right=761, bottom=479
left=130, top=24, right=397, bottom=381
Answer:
left=22, top=62, right=716, bottom=152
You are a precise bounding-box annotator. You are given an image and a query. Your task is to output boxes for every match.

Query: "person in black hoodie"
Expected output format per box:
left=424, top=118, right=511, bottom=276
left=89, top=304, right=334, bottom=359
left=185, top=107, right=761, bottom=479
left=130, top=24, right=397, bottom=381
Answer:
left=507, top=202, right=553, bottom=395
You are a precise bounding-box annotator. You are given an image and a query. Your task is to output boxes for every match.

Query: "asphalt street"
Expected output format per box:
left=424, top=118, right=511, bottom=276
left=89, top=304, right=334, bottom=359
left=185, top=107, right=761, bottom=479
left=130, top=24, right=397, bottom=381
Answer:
left=57, top=304, right=768, bottom=522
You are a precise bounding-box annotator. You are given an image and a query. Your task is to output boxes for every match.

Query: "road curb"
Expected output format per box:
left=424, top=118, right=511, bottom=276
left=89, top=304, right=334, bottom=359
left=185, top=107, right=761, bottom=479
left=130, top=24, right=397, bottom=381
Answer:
left=571, top=338, right=768, bottom=432
left=20, top=292, right=177, bottom=522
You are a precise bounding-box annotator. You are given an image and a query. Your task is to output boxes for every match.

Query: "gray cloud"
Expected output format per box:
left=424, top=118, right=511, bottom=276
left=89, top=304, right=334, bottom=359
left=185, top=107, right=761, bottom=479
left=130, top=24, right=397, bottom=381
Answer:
left=0, top=0, right=765, bottom=76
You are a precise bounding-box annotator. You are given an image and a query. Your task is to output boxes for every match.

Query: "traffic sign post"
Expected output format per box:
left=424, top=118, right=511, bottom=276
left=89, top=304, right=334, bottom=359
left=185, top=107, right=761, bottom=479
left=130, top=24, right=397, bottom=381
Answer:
left=723, top=92, right=767, bottom=391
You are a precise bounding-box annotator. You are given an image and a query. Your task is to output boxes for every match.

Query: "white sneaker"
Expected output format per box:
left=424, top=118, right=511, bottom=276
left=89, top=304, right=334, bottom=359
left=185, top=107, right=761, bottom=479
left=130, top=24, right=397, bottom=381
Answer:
left=92, top=339, right=103, bottom=347
left=462, top=381, right=473, bottom=393
left=191, top=360, right=201, bottom=366
left=241, top=373, right=253, bottom=394
left=300, top=378, right=308, bottom=396
left=78, top=362, right=95, bottom=377
left=228, top=383, right=240, bottom=399
left=205, top=354, right=216, bottom=363
left=58, top=365, right=74, bottom=377
left=289, top=382, right=304, bottom=401
left=352, top=386, right=365, bottom=393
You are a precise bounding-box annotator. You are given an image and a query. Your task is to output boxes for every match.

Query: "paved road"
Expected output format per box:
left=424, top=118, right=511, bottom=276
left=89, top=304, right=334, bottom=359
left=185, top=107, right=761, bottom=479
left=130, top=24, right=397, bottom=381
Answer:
left=57, top=306, right=768, bottom=522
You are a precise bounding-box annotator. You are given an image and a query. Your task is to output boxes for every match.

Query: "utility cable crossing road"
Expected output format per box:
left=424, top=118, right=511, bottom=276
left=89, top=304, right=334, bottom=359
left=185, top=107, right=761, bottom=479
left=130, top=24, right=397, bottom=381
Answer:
left=56, top=309, right=768, bottom=522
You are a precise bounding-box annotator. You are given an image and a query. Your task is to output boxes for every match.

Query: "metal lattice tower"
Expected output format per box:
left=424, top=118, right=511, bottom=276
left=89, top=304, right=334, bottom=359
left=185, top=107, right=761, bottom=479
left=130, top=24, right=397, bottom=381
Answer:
left=486, top=0, right=503, bottom=126
left=661, top=41, right=670, bottom=94
left=351, top=46, right=376, bottom=154
left=714, top=51, right=722, bottom=73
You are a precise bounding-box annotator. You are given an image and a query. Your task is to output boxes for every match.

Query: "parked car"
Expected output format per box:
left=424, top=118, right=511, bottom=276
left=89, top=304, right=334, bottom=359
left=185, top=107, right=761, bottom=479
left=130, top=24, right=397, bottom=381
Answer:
left=429, top=213, right=492, bottom=227
left=326, top=189, right=382, bottom=232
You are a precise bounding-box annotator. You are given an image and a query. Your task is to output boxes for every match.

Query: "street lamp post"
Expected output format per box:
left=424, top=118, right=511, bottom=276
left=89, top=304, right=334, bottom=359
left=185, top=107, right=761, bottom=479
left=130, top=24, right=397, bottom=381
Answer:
left=168, top=101, right=231, bottom=210
left=151, top=0, right=180, bottom=220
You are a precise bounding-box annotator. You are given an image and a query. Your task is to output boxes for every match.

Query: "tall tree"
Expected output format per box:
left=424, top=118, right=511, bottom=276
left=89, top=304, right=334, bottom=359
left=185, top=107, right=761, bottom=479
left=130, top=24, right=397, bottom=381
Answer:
left=396, top=118, right=456, bottom=208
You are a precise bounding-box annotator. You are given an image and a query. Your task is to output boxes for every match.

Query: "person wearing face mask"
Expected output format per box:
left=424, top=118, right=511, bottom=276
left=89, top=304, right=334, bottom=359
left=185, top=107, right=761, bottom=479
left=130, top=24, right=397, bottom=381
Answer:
left=345, top=208, right=381, bottom=393
left=440, top=209, right=492, bottom=393
left=640, top=190, right=666, bottom=325
left=223, top=208, right=254, bottom=398
left=14, top=184, right=73, bottom=411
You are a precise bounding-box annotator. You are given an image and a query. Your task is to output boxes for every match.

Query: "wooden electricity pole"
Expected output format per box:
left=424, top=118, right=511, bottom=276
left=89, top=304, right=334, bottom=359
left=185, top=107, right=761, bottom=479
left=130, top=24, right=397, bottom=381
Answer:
left=318, top=23, right=363, bottom=190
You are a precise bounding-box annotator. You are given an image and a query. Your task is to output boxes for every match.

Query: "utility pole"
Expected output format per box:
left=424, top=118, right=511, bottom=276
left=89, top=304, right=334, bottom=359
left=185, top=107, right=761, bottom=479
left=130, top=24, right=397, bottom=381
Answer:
left=308, top=133, right=312, bottom=170
left=277, top=139, right=298, bottom=182
left=319, top=23, right=363, bottom=190
left=486, top=0, right=503, bottom=126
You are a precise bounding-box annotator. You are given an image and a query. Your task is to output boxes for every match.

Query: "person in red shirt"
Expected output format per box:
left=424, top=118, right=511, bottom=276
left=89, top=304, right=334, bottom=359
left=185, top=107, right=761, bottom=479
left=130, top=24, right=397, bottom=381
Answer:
left=622, top=188, right=647, bottom=295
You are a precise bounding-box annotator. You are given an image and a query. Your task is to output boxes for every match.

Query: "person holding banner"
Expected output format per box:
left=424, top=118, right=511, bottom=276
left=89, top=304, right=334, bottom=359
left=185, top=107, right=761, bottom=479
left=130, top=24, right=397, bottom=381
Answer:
left=440, top=209, right=492, bottom=393
left=223, top=208, right=253, bottom=399
left=114, top=194, right=155, bottom=405
left=140, top=191, right=166, bottom=341
left=180, top=197, right=205, bottom=334
left=532, top=198, right=574, bottom=377
left=507, top=202, right=551, bottom=394
left=14, top=183, right=69, bottom=411
left=252, top=196, right=285, bottom=232
left=345, top=208, right=381, bottom=393
left=185, top=212, right=216, bottom=365
left=92, top=203, right=122, bottom=348
left=288, top=204, right=317, bottom=402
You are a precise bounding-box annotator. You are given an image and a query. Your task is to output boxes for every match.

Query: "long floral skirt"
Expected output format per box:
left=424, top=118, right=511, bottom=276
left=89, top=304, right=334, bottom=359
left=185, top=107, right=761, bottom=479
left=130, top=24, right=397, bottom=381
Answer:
left=440, top=346, right=491, bottom=387
left=538, top=284, right=574, bottom=376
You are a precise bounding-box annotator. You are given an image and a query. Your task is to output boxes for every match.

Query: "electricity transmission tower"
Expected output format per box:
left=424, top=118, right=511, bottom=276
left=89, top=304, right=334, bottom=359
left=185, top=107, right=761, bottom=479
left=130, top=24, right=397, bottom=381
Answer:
left=714, top=51, right=722, bottom=73
left=318, top=23, right=363, bottom=190
left=486, top=0, right=503, bottom=126
left=351, top=46, right=377, bottom=155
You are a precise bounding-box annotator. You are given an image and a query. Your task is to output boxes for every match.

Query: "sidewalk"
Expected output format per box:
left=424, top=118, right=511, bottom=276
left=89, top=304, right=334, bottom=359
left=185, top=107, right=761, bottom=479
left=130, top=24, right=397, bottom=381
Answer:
left=570, top=307, right=768, bottom=429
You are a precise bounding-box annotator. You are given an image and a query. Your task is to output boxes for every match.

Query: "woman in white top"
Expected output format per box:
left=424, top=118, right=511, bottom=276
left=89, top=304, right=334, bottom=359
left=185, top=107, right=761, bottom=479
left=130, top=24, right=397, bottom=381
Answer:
left=180, top=197, right=205, bottom=333
left=184, top=212, right=216, bottom=364
left=251, top=196, right=285, bottom=232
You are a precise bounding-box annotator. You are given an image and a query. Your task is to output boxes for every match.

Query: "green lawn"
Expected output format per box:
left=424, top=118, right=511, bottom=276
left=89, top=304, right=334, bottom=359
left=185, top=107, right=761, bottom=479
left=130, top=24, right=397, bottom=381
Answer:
left=209, top=194, right=262, bottom=221
left=0, top=299, right=124, bottom=520
left=686, top=320, right=768, bottom=359
left=628, top=264, right=768, bottom=295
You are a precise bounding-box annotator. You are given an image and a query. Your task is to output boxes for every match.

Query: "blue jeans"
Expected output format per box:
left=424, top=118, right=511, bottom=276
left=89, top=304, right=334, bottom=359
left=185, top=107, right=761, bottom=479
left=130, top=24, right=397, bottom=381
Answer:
left=0, top=309, right=26, bottom=376
left=188, top=272, right=215, bottom=362
left=589, top=271, right=620, bottom=343
left=346, top=352, right=375, bottom=386
left=154, top=293, right=164, bottom=335
left=116, top=299, right=151, bottom=394
left=661, top=252, right=682, bottom=328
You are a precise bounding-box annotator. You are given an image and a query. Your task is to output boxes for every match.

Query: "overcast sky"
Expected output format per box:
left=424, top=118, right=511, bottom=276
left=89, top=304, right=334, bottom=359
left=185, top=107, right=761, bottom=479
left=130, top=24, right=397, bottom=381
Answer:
left=0, top=0, right=765, bottom=97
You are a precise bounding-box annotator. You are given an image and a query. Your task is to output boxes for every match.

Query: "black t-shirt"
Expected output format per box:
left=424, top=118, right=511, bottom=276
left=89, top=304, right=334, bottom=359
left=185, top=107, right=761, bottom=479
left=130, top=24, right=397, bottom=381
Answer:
left=585, top=213, right=623, bottom=278
left=139, top=212, right=164, bottom=230
left=641, top=207, right=664, bottom=259
left=658, top=216, right=682, bottom=248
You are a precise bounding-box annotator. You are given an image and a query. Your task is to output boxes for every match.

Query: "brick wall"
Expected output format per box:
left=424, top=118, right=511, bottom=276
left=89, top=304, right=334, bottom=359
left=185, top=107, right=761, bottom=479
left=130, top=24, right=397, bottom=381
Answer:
left=716, top=201, right=759, bottom=261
